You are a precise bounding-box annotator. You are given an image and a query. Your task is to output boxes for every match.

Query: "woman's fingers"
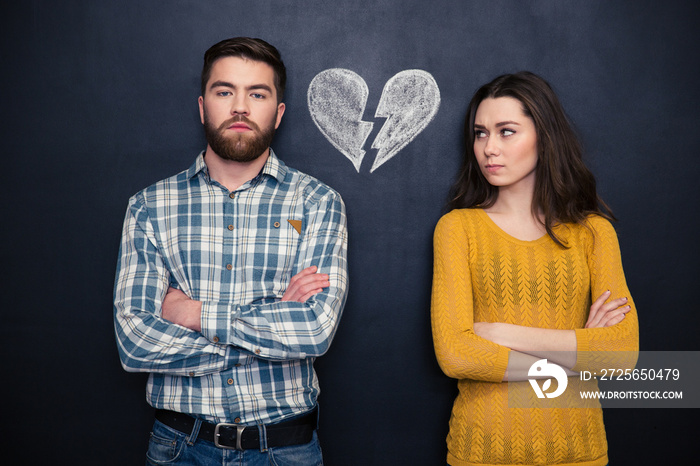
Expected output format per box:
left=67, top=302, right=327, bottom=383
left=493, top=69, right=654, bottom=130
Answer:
left=586, top=290, right=611, bottom=326
left=586, top=291, right=630, bottom=328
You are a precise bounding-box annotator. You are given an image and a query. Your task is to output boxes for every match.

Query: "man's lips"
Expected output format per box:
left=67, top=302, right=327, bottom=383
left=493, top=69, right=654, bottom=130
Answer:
left=228, top=122, right=252, bottom=132
left=219, top=116, right=257, bottom=132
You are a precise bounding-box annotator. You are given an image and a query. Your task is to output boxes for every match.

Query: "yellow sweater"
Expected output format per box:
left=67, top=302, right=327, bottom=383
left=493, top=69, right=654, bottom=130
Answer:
left=431, top=209, right=638, bottom=466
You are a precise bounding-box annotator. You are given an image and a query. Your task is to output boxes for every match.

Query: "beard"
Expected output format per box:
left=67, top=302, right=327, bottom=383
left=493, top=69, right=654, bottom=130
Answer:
left=203, top=112, right=277, bottom=163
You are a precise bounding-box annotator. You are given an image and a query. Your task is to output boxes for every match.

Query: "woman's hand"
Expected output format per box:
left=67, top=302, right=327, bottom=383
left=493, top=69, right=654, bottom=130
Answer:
left=473, top=322, right=497, bottom=342
left=585, top=290, right=631, bottom=328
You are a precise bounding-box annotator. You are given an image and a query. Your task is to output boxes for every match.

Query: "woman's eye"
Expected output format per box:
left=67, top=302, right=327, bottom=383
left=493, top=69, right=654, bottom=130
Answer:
left=502, top=129, right=515, bottom=136
left=474, top=130, right=486, bottom=139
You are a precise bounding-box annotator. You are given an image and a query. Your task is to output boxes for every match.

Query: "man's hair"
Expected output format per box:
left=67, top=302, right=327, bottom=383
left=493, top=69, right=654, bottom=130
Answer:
left=201, top=37, right=286, bottom=102
left=448, top=71, right=614, bottom=247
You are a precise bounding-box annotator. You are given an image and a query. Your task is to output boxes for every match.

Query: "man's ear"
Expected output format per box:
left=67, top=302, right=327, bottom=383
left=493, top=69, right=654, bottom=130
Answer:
left=275, top=102, right=286, bottom=129
left=198, top=96, right=205, bottom=125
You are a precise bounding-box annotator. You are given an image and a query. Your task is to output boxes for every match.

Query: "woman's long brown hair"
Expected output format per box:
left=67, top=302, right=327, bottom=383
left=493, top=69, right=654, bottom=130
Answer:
left=447, top=71, right=614, bottom=247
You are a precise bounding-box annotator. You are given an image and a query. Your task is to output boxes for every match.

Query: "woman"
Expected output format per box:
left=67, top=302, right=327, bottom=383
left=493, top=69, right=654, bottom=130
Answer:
left=431, top=72, right=638, bottom=466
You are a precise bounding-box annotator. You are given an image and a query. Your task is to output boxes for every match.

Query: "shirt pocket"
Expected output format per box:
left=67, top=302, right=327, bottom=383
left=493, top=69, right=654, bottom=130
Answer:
left=245, top=216, right=304, bottom=297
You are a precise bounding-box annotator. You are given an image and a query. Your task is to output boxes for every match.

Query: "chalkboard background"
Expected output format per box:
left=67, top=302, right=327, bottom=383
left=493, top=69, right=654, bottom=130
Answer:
left=3, top=1, right=698, bottom=464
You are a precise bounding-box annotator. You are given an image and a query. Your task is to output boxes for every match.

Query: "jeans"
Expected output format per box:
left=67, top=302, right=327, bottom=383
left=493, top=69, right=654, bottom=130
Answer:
left=145, top=418, right=323, bottom=466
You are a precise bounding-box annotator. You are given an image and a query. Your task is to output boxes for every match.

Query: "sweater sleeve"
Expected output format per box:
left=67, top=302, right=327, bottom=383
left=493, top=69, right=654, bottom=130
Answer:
left=431, top=211, right=511, bottom=382
left=573, top=216, right=639, bottom=372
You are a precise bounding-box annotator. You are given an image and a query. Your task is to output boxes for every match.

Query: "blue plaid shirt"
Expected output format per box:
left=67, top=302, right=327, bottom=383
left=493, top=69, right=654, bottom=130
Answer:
left=114, top=150, right=348, bottom=425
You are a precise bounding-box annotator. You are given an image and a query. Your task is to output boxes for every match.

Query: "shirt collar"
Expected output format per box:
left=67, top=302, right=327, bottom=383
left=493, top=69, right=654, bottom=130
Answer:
left=260, top=149, right=288, bottom=183
left=188, top=152, right=208, bottom=179
left=188, top=148, right=288, bottom=184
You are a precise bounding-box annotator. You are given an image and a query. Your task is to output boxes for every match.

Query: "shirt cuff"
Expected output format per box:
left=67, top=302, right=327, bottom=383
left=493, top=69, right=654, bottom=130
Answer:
left=200, top=301, right=236, bottom=346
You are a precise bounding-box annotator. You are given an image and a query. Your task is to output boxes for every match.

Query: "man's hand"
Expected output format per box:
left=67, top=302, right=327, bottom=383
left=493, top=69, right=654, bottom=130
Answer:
left=162, top=287, right=202, bottom=332
left=281, top=266, right=330, bottom=302
left=585, top=290, right=631, bottom=328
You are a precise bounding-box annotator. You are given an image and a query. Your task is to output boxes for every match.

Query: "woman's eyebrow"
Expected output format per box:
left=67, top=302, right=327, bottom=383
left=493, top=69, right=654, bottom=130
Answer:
left=474, top=120, right=522, bottom=128
left=495, top=120, right=521, bottom=127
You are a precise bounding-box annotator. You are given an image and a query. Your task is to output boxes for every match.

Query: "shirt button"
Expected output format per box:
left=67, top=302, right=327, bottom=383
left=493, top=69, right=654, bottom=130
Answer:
left=189, top=372, right=195, bottom=377
left=228, top=224, right=234, bottom=231
left=226, top=264, right=233, bottom=271
left=229, top=192, right=235, bottom=199
left=227, top=378, right=234, bottom=385
left=234, top=417, right=241, bottom=423
left=255, top=349, right=261, bottom=355
left=274, top=222, right=280, bottom=228
left=235, top=363, right=241, bottom=367
left=212, top=336, right=219, bottom=343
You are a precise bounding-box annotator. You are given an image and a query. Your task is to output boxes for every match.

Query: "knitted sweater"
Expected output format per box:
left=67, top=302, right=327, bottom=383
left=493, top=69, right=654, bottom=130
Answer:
left=431, top=209, right=639, bottom=466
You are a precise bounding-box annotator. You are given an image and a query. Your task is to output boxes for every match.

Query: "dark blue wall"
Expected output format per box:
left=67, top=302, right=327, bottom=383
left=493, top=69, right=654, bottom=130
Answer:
left=2, top=1, right=698, bottom=464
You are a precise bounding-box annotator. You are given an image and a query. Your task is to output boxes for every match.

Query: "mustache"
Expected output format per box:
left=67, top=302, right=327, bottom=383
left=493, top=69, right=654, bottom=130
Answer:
left=218, top=115, right=260, bottom=132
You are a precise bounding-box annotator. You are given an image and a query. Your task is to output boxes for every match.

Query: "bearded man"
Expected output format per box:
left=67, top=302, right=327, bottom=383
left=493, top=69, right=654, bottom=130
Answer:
left=114, top=37, right=348, bottom=466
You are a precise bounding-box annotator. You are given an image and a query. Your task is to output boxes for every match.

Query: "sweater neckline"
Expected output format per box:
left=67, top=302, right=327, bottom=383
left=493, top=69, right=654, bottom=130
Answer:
left=474, top=209, right=552, bottom=246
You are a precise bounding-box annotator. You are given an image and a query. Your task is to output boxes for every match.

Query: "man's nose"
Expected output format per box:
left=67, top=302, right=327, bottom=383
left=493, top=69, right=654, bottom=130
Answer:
left=231, top=95, right=249, bottom=115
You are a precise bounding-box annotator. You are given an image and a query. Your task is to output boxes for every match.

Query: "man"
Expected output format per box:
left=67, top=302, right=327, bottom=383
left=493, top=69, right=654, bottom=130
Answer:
left=114, top=37, right=348, bottom=465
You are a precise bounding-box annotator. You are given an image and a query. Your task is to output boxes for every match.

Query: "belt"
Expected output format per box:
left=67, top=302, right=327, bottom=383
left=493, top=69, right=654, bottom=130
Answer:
left=155, top=407, right=317, bottom=450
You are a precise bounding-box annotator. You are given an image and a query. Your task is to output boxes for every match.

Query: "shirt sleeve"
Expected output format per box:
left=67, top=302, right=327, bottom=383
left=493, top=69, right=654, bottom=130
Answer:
left=573, top=216, right=640, bottom=372
left=199, top=190, right=349, bottom=361
left=431, top=211, right=511, bottom=382
left=113, top=195, right=232, bottom=376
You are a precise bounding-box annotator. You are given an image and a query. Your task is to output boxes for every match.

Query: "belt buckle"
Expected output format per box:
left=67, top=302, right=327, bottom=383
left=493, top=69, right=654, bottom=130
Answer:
left=214, top=423, right=246, bottom=450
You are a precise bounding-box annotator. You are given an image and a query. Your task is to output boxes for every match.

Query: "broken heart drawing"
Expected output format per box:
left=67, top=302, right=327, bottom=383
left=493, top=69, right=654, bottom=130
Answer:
left=307, top=68, right=441, bottom=173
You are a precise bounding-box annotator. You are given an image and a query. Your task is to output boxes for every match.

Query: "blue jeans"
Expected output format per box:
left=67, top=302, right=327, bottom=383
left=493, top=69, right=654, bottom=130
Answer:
left=146, top=418, right=323, bottom=465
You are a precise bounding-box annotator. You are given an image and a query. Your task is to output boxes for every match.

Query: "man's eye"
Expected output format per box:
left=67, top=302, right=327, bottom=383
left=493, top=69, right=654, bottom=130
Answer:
left=251, top=93, right=265, bottom=99
left=217, top=91, right=232, bottom=97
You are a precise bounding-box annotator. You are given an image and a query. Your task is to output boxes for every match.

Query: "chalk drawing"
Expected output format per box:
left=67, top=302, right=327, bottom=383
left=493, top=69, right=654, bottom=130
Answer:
left=307, top=69, right=374, bottom=172
left=307, top=68, right=440, bottom=173
left=371, top=70, right=441, bottom=172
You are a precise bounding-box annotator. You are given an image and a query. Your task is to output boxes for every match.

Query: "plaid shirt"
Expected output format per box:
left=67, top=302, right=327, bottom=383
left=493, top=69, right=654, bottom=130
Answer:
left=114, top=150, right=348, bottom=425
